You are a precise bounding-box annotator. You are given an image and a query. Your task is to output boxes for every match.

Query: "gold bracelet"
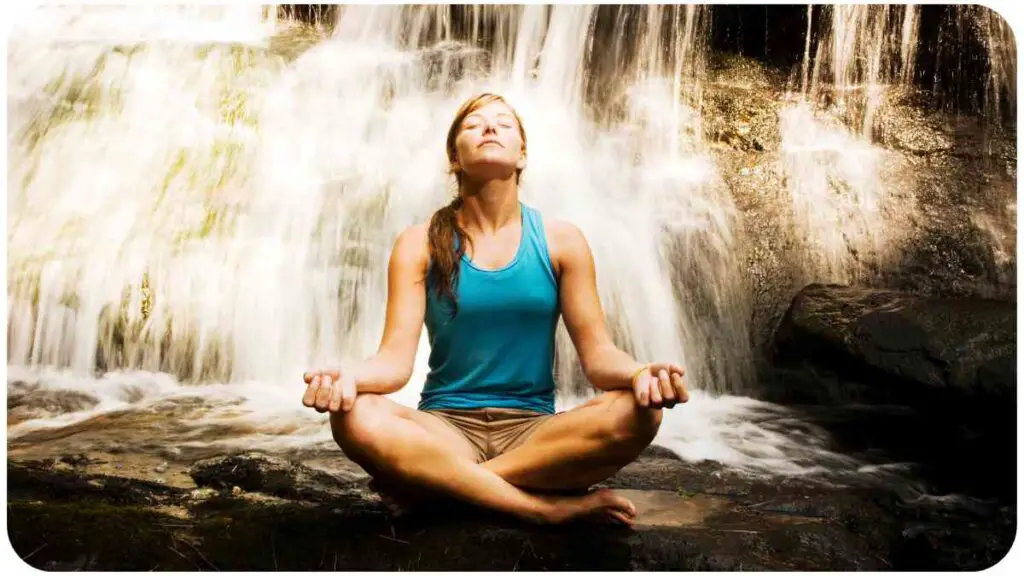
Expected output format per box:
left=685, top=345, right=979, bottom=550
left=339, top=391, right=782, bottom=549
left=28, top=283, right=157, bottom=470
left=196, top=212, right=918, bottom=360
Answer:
left=629, top=364, right=649, bottom=386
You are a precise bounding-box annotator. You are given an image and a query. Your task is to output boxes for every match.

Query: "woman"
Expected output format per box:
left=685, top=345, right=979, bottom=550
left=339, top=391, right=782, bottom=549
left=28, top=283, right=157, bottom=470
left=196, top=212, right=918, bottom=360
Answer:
left=302, top=93, right=689, bottom=525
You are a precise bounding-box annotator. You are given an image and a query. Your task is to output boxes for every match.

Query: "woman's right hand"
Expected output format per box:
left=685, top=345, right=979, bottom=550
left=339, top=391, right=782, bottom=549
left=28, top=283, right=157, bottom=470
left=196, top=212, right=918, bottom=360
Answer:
left=302, top=369, right=358, bottom=413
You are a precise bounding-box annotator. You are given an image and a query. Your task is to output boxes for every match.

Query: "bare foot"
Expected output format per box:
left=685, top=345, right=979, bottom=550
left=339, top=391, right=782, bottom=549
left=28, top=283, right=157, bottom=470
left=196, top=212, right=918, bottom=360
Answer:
left=543, top=488, right=637, bottom=526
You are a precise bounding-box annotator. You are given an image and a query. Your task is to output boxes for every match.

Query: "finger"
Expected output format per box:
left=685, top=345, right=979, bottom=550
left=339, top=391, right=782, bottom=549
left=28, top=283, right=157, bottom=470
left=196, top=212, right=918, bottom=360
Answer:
left=328, top=372, right=344, bottom=412
left=670, top=363, right=685, bottom=377
left=659, top=369, right=675, bottom=403
left=303, top=372, right=313, bottom=384
left=302, top=376, right=320, bottom=407
left=341, top=372, right=357, bottom=412
left=314, top=374, right=332, bottom=412
left=672, top=372, right=690, bottom=403
left=634, top=374, right=649, bottom=407
left=647, top=375, right=662, bottom=408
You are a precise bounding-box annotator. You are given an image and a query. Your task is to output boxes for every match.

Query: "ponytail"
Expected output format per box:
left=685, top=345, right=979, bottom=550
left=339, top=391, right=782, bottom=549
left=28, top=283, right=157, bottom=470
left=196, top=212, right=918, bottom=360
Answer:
left=432, top=92, right=527, bottom=316
left=427, top=195, right=470, bottom=317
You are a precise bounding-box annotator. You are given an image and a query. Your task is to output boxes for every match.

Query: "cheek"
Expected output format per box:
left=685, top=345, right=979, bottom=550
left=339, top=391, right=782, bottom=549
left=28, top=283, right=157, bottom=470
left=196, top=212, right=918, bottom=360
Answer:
left=506, top=133, right=524, bottom=153
left=454, top=134, right=475, bottom=159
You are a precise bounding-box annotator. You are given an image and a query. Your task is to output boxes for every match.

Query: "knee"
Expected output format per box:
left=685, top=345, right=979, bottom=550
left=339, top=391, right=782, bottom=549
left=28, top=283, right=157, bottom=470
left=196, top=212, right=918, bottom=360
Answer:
left=329, top=394, right=388, bottom=457
left=598, top=389, right=662, bottom=449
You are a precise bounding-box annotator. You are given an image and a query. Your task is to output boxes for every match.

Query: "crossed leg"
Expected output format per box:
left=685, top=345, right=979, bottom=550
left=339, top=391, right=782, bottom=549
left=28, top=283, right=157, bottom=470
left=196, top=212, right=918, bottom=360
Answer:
left=482, top=389, right=662, bottom=491
left=329, top=390, right=660, bottom=524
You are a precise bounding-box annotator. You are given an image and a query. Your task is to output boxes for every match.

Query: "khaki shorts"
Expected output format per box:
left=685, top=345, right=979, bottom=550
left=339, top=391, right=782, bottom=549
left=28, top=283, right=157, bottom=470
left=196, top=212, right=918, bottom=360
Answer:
left=424, top=407, right=554, bottom=463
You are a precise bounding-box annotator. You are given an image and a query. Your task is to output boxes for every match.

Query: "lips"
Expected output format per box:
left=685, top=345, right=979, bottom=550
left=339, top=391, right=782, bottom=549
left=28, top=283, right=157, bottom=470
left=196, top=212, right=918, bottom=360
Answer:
left=478, top=140, right=503, bottom=148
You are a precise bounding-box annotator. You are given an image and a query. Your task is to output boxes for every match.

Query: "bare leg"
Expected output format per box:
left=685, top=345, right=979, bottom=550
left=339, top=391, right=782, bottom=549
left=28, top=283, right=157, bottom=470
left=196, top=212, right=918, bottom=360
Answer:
left=483, top=389, right=662, bottom=491
left=330, top=394, right=637, bottom=524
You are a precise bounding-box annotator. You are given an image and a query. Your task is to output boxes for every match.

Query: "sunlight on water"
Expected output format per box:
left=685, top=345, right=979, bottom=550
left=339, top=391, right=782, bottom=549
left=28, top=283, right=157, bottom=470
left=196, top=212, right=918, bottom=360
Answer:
left=782, top=5, right=922, bottom=283
left=778, top=102, right=892, bottom=283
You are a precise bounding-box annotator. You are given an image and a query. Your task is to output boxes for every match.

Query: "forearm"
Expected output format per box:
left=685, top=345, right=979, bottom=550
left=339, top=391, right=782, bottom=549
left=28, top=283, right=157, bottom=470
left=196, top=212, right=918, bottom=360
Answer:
left=583, top=344, right=645, bottom=391
left=351, top=350, right=411, bottom=395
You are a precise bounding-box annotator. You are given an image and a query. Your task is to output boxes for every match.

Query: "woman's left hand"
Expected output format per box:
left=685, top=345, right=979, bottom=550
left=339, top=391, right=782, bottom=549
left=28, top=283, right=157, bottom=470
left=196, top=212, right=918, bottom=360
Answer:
left=633, top=363, right=689, bottom=409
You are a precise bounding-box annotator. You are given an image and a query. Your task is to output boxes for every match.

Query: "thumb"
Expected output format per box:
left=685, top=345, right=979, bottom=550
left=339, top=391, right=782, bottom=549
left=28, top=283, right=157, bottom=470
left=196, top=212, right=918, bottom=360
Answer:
left=340, top=371, right=358, bottom=412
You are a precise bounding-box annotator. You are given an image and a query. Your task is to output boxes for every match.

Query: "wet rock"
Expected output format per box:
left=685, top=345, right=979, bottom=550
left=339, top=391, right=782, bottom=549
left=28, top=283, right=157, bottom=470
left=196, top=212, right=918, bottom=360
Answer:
left=188, top=452, right=362, bottom=502
left=700, top=53, right=1016, bottom=367
left=703, top=53, right=784, bottom=153
left=7, top=449, right=1014, bottom=571
left=7, top=382, right=100, bottom=420
left=189, top=487, right=217, bottom=500
left=772, top=284, right=1015, bottom=407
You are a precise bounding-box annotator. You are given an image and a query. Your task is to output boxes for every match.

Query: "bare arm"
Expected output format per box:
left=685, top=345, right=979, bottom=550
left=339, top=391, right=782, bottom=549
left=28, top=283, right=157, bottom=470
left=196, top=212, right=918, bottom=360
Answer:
left=351, top=224, right=428, bottom=394
left=303, top=224, right=427, bottom=411
left=550, top=220, right=689, bottom=408
left=551, top=221, right=644, bottom=391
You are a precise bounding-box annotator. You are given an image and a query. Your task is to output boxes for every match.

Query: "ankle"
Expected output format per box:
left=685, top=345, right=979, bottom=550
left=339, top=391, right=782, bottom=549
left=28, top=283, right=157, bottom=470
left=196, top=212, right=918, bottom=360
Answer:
left=526, top=495, right=564, bottom=524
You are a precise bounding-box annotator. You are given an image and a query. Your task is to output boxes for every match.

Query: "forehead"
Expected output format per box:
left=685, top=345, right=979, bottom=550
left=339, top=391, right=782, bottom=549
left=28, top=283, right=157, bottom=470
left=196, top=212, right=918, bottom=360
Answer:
left=464, top=100, right=517, bottom=120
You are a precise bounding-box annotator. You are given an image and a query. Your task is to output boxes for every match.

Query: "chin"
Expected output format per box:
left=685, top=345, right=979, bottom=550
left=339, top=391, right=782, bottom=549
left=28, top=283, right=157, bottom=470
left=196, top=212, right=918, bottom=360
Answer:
left=463, top=162, right=518, bottom=182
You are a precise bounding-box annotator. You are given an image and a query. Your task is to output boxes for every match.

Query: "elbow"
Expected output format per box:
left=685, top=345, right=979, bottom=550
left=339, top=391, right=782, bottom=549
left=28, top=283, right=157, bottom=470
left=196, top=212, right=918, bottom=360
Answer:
left=579, top=357, right=602, bottom=390
left=578, top=342, right=610, bottom=377
left=389, top=365, right=414, bottom=393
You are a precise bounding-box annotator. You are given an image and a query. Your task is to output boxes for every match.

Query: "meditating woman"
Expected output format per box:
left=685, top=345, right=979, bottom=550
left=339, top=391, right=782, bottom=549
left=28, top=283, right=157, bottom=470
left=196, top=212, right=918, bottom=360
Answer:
left=302, top=93, right=689, bottom=525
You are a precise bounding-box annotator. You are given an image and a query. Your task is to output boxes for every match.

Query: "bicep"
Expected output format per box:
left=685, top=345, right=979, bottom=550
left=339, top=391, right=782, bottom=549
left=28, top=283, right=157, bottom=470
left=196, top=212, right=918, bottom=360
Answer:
left=556, top=225, right=613, bottom=367
left=378, top=229, right=427, bottom=370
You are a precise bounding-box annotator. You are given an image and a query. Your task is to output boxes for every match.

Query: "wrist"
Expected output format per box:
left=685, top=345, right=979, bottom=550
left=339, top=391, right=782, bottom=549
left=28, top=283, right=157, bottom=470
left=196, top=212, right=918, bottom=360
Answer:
left=629, top=363, right=649, bottom=387
left=343, top=360, right=366, bottom=391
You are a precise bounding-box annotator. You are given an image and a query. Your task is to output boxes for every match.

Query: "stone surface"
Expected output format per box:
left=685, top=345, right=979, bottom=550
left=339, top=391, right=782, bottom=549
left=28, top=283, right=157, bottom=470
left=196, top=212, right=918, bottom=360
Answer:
left=6, top=447, right=1015, bottom=571
left=703, top=53, right=1015, bottom=365
left=771, top=284, right=1016, bottom=407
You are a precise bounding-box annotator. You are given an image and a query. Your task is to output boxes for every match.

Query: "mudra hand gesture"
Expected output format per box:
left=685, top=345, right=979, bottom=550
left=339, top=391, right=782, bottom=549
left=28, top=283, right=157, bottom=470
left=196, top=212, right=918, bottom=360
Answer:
left=302, top=369, right=358, bottom=413
left=631, top=363, right=689, bottom=409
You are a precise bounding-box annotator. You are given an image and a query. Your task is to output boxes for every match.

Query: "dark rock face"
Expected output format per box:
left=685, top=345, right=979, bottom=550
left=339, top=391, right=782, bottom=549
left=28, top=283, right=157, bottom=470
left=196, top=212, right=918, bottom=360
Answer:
left=772, top=284, right=1015, bottom=407
left=188, top=452, right=365, bottom=502
left=7, top=451, right=1015, bottom=571
left=701, top=51, right=1015, bottom=369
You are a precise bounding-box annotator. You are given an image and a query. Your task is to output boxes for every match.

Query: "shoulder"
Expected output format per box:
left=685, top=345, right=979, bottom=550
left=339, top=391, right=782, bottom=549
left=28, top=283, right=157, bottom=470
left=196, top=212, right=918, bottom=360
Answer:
left=391, top=222, right=430, bottom=270
left=542, top=217, right=592, bottom=271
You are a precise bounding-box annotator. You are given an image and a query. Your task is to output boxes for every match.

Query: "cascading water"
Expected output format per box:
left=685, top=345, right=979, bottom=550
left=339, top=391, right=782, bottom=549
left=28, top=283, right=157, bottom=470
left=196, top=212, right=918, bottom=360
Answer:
left=4, top=4, right=1013, bottom=486
left=780, top=5, right=921, bottom=284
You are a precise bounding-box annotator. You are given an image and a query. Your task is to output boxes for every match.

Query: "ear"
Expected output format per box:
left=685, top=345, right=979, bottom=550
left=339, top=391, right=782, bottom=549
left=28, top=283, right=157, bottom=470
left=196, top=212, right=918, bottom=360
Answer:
left=516, top=150, right=527, bottom=170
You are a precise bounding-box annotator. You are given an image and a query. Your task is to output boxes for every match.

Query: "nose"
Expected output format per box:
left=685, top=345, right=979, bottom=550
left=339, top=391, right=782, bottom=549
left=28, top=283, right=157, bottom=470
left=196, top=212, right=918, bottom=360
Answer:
left=481, top=119, right=498, bottom=136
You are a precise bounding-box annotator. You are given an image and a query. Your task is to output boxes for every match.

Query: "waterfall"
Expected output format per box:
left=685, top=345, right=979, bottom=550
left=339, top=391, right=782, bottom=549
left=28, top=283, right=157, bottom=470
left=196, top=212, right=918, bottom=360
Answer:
left=7, top=4, right=752, bottom=402
left=783, top=5, right=921, bottom=284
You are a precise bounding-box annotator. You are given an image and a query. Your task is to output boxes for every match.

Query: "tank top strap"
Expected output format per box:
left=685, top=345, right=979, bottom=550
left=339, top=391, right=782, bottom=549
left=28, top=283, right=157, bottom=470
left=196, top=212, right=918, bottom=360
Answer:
left=521, top=203, right=558, bottom=287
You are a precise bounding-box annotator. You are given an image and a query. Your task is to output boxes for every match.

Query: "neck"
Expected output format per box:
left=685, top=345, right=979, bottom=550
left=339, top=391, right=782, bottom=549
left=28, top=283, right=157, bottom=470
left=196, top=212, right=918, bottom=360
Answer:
left=457, top=176, right=520, bottom=234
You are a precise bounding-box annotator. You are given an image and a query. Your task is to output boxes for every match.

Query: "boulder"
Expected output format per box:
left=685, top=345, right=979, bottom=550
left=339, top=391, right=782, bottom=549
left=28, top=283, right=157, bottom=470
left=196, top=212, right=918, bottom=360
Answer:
left=772, top=284, right=1015, bottom=406
left=188, top=452, right=363, bottom=502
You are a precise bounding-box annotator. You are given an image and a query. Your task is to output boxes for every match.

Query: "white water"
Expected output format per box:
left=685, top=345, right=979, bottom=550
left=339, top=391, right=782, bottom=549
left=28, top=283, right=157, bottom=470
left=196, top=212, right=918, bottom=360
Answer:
left=804, top=5, right=920, bottom=138
left=9, top=4, right=1001, bottom=485
left=8, top=4, right=747, bottom=392
left=8, top=364, right=910, bottom=484
left=784, top=5, right=922, bottom=283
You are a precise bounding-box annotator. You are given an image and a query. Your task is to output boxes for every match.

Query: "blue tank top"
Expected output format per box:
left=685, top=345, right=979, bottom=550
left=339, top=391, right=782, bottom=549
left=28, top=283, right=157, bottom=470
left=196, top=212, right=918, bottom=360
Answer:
left=419, top=202, right=559, bottom=414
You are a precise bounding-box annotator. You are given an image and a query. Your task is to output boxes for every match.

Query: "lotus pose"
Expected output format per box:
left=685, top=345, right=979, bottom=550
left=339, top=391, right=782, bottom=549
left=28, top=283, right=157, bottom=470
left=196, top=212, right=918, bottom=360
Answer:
left=302, top=93, right=689, bottom=525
